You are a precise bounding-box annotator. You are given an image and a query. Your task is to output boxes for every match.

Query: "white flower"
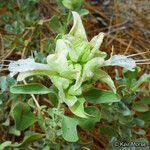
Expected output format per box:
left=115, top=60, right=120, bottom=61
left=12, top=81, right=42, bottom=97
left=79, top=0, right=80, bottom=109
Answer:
left=8, top=58, right=51, bottom=77
left=104, top=52, right=150, bottom=71
left=105, top=55, right=136, bottom=71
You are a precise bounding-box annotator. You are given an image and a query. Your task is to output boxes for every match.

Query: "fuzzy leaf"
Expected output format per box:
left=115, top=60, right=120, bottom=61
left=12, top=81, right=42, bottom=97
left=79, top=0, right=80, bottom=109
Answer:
left=84, top=88, right=120, bottom=104
left=12, top=102, right=37, bottom=130
left=10, top=83, right=51, bottom=94
left=75, top=106, right=101, bottom=130
left=62, top=116, right=78, bottom=142
left=100, top=126, right=118, bottom=140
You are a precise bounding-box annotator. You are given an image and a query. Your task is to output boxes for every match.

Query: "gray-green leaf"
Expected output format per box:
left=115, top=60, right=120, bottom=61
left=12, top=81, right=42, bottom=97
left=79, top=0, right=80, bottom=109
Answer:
left=84, top=88, right=120, bottom=104
left=12, top=102, right=37, bottom=130
left=61, top=116, right=78, bottom=142
left=10, top=83, right=51, bottom=94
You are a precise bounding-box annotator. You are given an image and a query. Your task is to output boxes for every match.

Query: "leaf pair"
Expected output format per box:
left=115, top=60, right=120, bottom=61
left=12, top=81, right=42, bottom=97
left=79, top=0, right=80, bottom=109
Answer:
left=62, top=106, right=101, bottom=142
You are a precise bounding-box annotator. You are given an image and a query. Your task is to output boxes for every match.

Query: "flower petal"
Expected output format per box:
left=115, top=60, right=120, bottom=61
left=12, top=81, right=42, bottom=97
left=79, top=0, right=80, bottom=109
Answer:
left=105, top=55, right=136, bottom=71
left=8, top=58, right=51, bottom=77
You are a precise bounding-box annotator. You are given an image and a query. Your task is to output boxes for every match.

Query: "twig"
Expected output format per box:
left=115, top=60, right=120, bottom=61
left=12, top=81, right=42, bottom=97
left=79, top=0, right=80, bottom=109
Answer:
left=105, top=17, right=113, bottom=43
left=124, top=39, right=133, bottom=55
left=0, top=46, right=16, bottom=62
left=107, top=34, right=148, bottom=59
left=21, top=28, right=34, bottom=59
left=0, top=68, right=8, bottom=71
left=23, top=80, right=40, bottom=109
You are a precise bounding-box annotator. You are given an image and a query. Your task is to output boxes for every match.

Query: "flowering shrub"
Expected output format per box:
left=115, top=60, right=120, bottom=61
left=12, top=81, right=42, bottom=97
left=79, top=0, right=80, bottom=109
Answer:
left=0, top=2, right=150, bottom=149
left=8, top=12, right=142, bottom=118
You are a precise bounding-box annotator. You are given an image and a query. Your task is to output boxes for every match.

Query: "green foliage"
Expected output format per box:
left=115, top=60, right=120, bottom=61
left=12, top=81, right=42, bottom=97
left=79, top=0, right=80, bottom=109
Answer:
left=12, top=133, right=45, bottom=148
left=0, top=76, right=15, bottom=93
left=47, top=86, right=59, bottom=107
left=133, top=97, right=150, bottom=112
left=75, top=106, right=101, bottom=131
left=1, top=0, right=39, bottom=34
left=84, top=88, right=120, bottom=103
left=48, top=15, right=69, bottom=34
left=57, top=0, right=89, bottom=15
left=0, top=133, right=45, bottom=149
left=139, top=111, right=150, bottom=124
left=11, top=102, right=37, bottom=130
left=62, top=0, right=84, bottom=10
left=62, top=116, right=78, bottom=142
left=0, top=0, right=40, bottom=54
left=0, top=141, right=12, bottom=150
left=0, top=0, right=150, bottom=149
left=10, top=83, right=51, bottom=94
left=97, top=68, right=150, bottom=147
left=0, top=75, right=16, bottom=124
left=100, top=126, right=119, bottom=140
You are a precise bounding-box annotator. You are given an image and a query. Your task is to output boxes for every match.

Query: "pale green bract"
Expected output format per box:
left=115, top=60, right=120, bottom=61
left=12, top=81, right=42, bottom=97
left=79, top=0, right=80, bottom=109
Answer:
left=8, top=11, right=139, bottom=118
left=45, top=12, right=108, bottom=117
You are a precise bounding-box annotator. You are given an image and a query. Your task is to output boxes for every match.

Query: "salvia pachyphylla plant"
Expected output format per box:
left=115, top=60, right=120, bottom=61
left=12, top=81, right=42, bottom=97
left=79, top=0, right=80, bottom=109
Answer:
left=8, top=12, right=142, bottom=116
left=0, top=11, right=150, bottom=149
